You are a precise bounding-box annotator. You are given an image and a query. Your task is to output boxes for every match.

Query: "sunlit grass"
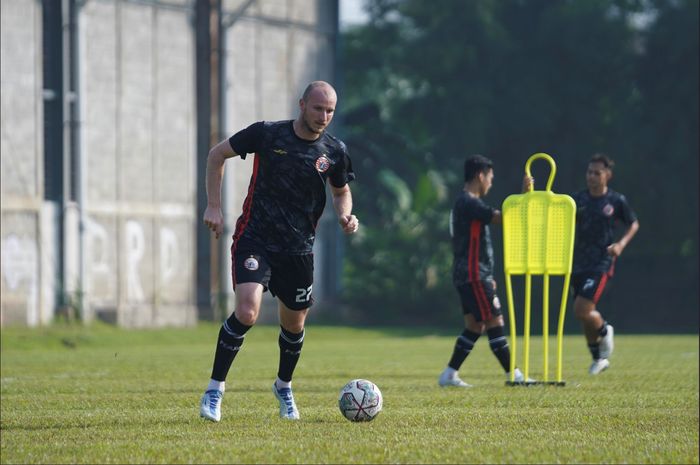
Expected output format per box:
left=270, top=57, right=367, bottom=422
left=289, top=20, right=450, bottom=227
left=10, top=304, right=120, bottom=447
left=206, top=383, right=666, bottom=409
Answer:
left=1, top=323, right=697, bottom=464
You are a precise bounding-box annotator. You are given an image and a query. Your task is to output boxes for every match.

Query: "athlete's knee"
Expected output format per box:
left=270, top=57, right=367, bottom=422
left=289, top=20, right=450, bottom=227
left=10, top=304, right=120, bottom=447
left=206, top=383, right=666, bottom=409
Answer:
left=234, top=285, right=263, bottom=325
left=484, top=315, right=504, bottom=329
left=234, top=308, right=257, bottom=326
left=280, top=311, right=306, bottom=333
left=573, top=297, right=594, bottom=321
left=234, top=295, right=261, bottom=325
left=465, top=321, right=485, bottom=334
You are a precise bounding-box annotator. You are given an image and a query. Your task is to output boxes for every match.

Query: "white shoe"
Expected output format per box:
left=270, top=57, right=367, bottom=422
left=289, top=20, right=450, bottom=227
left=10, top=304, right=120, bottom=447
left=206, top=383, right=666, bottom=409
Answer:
left=598, top=324, right=614, bottom=359
left=508, top=368, right=535, bottom=383
left=589, top=358, right=610, bottom=375
left=272, top=382, right=300, bottom=420
left=438, top=370, right=473, bottom=388
left=200, top=390, right=223, bottom=422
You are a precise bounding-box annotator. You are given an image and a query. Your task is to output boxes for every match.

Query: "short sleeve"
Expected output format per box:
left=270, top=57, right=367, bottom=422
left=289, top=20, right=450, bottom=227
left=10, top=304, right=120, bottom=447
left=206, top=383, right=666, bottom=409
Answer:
left=228, top=121, right=264, bottom=160
left=617, top=194, right=637, bottom=225
left=473, top=201, right=495, bottom=224
left=455, top=197, right=494, bottom=224
left=329, top=142, right=356, bottom=188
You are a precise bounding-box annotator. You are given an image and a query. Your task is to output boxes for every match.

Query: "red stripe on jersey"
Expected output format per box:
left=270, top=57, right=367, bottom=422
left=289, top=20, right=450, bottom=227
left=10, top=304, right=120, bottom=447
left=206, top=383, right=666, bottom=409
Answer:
left=231, top=154, right=260, bottom=290
left=468, top=220, right=491, bottom=320
left=232, top=154, right=260, bottom=244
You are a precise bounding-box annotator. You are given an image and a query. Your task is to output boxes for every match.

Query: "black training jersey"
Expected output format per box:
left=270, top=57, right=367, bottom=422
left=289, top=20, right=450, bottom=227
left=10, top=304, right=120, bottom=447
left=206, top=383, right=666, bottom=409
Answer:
left=450, top=192, right=496, bottom=285
left=572, top=189, right=637, bottom=273
left=228, top=120, right=355, bottom=254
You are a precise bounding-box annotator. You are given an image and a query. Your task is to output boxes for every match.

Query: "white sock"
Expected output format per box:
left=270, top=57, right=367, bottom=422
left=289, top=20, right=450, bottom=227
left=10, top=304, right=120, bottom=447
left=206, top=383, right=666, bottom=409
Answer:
left=275, top=378, right=291, bottom=389
left=442, top=367, right=458, bottom=379
left=207, top=379, right=225, bottom=392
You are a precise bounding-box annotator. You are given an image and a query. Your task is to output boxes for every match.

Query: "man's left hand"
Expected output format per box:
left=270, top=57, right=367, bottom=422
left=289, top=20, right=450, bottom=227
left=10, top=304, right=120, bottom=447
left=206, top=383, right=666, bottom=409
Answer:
left=339, top=215, right=359, bottom=234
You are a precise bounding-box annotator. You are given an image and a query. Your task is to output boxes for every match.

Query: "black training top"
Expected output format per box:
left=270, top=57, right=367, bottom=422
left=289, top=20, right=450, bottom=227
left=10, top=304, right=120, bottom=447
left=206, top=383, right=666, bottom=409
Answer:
left=572, top=189, right=637, bottom=273
left=228, top=120, right=355, bottom=254
left=450, top=192, right=496, bottom=286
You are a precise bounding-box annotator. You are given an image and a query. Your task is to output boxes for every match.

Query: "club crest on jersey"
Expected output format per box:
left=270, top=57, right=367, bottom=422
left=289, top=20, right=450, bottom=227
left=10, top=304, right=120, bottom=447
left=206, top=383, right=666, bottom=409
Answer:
left=315, top=155, right=331, bottom=173
left=244, top=256, right=259, bottom=271
left=603, top=204, right=614, bottom=217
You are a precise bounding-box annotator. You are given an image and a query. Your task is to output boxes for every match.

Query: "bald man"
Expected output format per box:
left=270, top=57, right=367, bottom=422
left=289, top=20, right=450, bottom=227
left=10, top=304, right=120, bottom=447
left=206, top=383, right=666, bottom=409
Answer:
left=200, top=81, right=358, bottom=422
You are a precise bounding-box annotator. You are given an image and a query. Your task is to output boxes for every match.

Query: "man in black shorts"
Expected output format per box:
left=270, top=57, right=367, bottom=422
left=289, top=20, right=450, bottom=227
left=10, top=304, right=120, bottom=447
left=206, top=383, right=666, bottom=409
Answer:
left=199, top=81, right=358, bottom=421
left=438, top=155, right=528, bottom=387
left=524, top=153, right=639, bottom=375
left=570, top=154, right=639, bottom=375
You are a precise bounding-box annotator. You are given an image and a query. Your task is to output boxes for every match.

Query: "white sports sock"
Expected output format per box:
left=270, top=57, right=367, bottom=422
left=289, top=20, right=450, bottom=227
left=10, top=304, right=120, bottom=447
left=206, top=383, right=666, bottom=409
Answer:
left=207, top=379, right=225, bottom=392
left=275, top=378, right=291, bottom=389
left=442, top=367, right=458, bottom=379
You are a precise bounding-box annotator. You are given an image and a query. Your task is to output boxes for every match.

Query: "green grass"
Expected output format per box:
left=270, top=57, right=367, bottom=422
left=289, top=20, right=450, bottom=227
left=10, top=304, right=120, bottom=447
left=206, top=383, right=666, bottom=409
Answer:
left=1, top=323, right=698, bottom=464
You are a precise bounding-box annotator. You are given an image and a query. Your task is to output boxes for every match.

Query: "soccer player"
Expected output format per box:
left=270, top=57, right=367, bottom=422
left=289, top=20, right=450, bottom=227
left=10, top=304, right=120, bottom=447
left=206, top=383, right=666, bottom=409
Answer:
left=438, top=155, right=528, bottom=387
left=199, top=81, right=358, bottom=421
left=569, top=154, right=639, bottom=375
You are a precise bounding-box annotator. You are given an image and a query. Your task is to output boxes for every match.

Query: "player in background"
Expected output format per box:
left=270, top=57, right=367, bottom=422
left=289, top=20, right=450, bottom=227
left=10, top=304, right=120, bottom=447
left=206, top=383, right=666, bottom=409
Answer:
left=199, top=81, right=358, bottom=421
left=439, top=155, right=529, bottom=387
left=525, top=153, right=639, bottom=375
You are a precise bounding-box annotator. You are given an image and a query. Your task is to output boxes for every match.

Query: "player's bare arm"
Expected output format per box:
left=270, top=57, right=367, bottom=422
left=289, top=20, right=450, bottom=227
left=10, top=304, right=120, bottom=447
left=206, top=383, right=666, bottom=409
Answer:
left=491, top=209, right=502, bottom=224
left=331, top=184, right=359, bottom=234
left=203, top=139, right=239, bottom=239
left=607, top=219, right=639, bottom=257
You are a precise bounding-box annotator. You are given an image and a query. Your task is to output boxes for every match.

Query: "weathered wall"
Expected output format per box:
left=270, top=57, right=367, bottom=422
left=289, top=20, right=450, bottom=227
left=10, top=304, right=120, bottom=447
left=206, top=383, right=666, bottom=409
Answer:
left=79, top=0, right=197, bottom=326
left=0, top=0, right=47, bottom=326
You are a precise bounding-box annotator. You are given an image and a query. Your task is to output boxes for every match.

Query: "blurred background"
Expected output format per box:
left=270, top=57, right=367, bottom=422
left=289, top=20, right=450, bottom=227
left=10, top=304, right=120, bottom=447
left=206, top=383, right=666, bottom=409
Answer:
left=1, top=0, right=697, bottom=333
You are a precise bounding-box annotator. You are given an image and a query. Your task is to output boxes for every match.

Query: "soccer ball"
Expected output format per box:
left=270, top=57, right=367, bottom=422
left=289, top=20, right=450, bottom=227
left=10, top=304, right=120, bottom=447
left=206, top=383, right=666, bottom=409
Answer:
left=338, top=379, right=383, bottom=422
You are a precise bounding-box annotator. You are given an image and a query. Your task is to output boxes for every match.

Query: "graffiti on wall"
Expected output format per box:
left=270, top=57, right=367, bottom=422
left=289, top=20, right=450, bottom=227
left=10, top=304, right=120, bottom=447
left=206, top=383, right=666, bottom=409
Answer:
left=85, top=218, right=183, bottom=304
left=1, top=234, right=39, bottom=325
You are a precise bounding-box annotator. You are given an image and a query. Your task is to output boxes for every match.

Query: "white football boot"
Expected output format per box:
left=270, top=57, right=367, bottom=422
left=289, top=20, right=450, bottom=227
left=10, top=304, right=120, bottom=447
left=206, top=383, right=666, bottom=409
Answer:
left=589, top=358, right=610, bottom=375
left=438, top=369, right=473, bottom=388
left=272, top=382, right=300, bottom=420
left=200, top=390, right=223, bottom=422
left=508, top=368, right=535, bottom=383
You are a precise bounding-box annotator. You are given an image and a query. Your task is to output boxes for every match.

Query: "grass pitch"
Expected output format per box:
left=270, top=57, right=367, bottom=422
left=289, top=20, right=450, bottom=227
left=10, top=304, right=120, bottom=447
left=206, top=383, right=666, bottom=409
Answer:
left=1, top=323, right=697, bottom=464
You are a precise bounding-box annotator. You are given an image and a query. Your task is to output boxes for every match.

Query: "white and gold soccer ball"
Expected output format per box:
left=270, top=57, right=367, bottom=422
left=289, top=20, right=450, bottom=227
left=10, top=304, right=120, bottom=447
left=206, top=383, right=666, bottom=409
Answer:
left=338, top=379, right=383, bottom=422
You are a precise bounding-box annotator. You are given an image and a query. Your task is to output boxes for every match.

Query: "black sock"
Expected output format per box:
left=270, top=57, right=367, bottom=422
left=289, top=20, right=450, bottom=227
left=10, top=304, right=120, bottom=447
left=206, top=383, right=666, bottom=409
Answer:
left=588, top=342, right=601, bottom=360
left=278, top=326, right=305, bottom=383
left=448, top=329, right=481, bottom=371
left=487, top=326, right=511, bottom=372
left=598, top=321, right=608, bottom=338
left=210, top=314, right=252, bottom=381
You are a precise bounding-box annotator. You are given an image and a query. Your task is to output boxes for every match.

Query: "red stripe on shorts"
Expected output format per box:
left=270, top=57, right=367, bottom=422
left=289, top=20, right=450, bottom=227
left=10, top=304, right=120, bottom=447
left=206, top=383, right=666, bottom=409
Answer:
left=468, top=220, right=492, bottom=320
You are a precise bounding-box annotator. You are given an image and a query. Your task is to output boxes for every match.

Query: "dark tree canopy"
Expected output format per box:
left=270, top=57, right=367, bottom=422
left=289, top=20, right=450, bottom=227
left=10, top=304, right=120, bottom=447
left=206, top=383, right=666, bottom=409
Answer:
left=338, top=0, right=698, bottom=330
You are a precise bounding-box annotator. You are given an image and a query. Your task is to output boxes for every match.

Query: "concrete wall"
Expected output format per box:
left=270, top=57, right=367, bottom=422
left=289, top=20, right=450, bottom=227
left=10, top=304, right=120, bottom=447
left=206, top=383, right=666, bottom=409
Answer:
left=78, top=0, right=197, bottom=326
left=0, top=0, right=46, bottom=326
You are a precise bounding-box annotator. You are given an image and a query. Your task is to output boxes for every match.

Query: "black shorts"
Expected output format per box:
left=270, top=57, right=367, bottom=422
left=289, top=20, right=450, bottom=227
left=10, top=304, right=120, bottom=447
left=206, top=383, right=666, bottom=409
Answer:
left=571, top=268, right=613, bottom=304
left=231, top=239, right=314, bottom=311
left=455, top=280, right=503, bottom=322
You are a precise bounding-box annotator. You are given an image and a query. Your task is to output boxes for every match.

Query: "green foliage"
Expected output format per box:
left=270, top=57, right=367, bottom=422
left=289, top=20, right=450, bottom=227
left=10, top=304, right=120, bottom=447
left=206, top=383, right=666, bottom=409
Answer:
left=340, top=0, right=699, bottom=324
left=1, top=324, right=698, bottom=463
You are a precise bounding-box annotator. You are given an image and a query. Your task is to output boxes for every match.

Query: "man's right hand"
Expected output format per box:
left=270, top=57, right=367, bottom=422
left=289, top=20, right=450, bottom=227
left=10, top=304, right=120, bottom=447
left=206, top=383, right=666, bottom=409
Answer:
left=203, top=206, right=224, bottom=239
